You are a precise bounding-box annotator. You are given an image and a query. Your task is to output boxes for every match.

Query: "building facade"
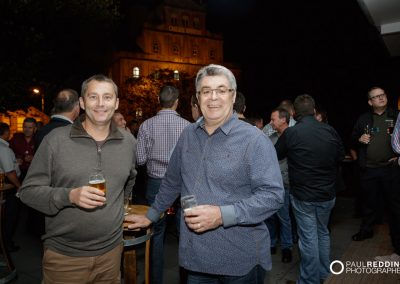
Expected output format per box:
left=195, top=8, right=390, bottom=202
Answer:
left=110, top=0, right=240, bottom=88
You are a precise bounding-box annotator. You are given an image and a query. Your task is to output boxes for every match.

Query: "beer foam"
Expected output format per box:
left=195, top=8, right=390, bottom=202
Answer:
left=89, top=179, right=105, bottom=184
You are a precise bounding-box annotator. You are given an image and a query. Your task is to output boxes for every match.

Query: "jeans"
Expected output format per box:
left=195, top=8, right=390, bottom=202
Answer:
left=266, top=188, right=293, bottom=249
left=290, top=195, right=335, bottom=284
left=187, top=265, right=266, bottom=284
left=146, top=177, right=166, bottom=284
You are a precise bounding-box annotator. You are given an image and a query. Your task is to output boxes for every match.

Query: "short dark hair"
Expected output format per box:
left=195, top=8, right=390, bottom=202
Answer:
left=81, top=74, right=118, bottom=97
left=0, top=122, right=10, bottom=136
left=279, top=100, right=294, bottom=114
left=233, top=91, right=246, bottom=114
left=191, top=94, right=199, bottom=107
left=367, top=86, right=384, bottom=99
left=271, top=107, right=290, bottom=123
left=53, top=89, right=79, bottom=114
left=294, top=94, right=315, bottom=119
left=23, top=117, right=37, bottom=125
left=159, top=86, right=179, bottom=108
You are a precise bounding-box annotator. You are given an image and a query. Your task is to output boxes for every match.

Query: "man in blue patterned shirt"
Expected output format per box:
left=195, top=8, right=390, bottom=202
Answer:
left=136, top=85, right=190, bottom=284
left=127, top=64, right=284, bottom=283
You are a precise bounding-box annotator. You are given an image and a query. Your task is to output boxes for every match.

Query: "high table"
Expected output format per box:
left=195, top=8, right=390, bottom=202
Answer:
left=0, top=184, right=17, bottom=283
left=123, top=204, right=152, bottom=284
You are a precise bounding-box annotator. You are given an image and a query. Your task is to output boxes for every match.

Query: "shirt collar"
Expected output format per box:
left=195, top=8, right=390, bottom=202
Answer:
left=196, top=113, right=238, bottom=135
left=0, top=138, right=9, bottom=147
left=70, top=115, right=124, bottom=140
left=157, top=109, right=180, bottom=116
left=51, top=114, right=73, bottom=123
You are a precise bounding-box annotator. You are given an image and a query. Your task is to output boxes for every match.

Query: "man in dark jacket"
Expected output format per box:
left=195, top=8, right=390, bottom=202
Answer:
left=35, top=89, right=80, bottom=147
left=29, top=89, right=80, bottom=236
left=275, top=94, right=344, bottom=284
left=350, top=87, right=400, bottom=262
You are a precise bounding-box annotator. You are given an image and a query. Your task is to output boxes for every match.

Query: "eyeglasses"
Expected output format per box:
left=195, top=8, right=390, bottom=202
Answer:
left=369, top=93, right=386, bottom=100
left=197, top=87, right=234, bottom=97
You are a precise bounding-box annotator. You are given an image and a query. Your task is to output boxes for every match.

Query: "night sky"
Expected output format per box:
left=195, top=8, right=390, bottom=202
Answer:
left=2, top=0, right=400, bottom=150
left=206, top=0, right=400, bottom=147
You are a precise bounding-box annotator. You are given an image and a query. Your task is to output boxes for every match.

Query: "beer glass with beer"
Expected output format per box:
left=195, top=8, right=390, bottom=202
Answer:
left=89, top=171, right=106, bottom=198
left=0, top=171, right=5, bottom=188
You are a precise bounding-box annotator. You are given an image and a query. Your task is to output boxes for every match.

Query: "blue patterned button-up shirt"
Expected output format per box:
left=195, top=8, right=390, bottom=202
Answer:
left=146, top=113, right=284, bottom=275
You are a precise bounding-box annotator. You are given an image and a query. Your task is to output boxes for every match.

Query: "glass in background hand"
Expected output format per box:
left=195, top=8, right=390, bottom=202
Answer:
left=124, top=193, right=132, bottom=215
left=88, top=172, right=106, bottom=197
left=363, top=124, right=372, bottom=144
left=0, top=171, right=5, bottom=188
left=181, top=195, right=198, bottom=212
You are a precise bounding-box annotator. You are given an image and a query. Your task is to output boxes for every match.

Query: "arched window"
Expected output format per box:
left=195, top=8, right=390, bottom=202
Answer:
left=193, top=17, right=200, bottom=29
left=172, top=44, right=180, bottom=55
left=209, top=49, right=216, bottom=60
left=192, top=45, right=199, bottom=56
left=174, top=70, right=179, bottom=80
left=182, top=16, right=189, bottom=27
left=153, top=41, right=160, bottom=53
left=132, top=67, right=140, bottom=78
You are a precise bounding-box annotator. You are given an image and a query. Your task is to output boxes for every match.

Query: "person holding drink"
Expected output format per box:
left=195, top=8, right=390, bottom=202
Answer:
left=350, top=86, right=400, bottom=262
left=19, top=74, right=137, bottom=284
left=9, top=117, right=37, bottom=181
left=125, top=64, right=284, bottom=283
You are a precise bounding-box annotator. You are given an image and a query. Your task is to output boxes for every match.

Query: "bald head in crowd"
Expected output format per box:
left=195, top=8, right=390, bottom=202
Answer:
left=52, top=89, right=80, bottom=121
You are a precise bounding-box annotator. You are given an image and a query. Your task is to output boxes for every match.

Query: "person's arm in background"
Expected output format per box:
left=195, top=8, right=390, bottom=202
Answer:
left=391, top=113, right=400, bottom=154
left=274, top=130, right=289, bottom=160
left=6, top=171, right=20, bottom=189
left=136, top=123, right=149, bottom=166
left=350, top=149, right=358, bottom=161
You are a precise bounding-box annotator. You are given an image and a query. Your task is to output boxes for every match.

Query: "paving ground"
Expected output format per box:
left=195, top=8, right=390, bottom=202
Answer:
left=5, top=195, right=397, bottom=284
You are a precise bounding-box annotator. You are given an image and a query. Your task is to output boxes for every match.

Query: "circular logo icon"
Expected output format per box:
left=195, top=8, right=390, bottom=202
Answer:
left=330, top=260, right=344, bottom=275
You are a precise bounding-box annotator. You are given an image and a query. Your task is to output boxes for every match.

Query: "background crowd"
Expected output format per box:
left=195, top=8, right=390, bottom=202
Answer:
left=0, top=64, right=399, bottom=284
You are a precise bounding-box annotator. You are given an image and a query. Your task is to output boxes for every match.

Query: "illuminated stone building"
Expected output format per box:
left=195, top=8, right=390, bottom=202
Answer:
left=110, top=0, right=240, bottom=88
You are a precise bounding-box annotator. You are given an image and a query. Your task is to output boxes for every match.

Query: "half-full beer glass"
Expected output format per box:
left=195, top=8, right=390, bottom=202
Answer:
left=89, top=172, right=106, bottom=197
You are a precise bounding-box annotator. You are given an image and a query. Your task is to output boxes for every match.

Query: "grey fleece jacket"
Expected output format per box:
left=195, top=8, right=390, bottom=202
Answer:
left=20, top=117, right=137, bottom=257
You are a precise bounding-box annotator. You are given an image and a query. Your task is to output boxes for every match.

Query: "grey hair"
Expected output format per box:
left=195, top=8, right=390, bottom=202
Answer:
left=195, top=64, right=237, bottom=95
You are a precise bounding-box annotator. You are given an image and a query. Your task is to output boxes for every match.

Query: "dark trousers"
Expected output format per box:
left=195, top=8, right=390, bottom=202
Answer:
left=146, top=177, right=166, bottom=284
left=4, top=190, right=21, bottom=248
left=360, top=164, right=400, bottom=253
left=187, top=265, right=266, bottom=284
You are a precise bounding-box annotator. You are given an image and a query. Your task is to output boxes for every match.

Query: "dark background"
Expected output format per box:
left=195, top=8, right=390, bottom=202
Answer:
left=2, top=0, right=400, bottom=150
left=206, top=0, right=400, bottom=148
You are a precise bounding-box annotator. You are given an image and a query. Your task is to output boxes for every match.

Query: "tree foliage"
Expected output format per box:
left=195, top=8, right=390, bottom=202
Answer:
left=119, top=69, right=196, bottom=124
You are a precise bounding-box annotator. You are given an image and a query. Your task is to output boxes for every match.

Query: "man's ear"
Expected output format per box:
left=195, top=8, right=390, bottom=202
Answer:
left=115, top=98, right=119, bottom=110
left=79, top=97, right=85, bottom=110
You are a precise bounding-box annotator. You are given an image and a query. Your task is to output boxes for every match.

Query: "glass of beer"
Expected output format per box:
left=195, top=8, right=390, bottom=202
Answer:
left=0, top=171, right=5, bottom=188
left=89, top=172, right=106, bottom=197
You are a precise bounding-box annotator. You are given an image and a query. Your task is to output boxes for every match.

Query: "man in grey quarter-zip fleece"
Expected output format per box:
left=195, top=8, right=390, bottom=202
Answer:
left=20, top=74, right=137, bottom=284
